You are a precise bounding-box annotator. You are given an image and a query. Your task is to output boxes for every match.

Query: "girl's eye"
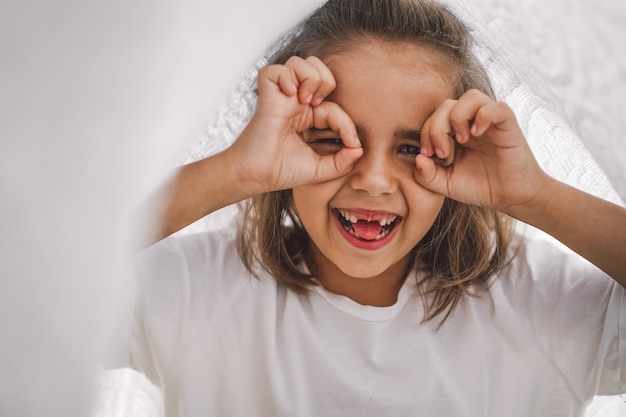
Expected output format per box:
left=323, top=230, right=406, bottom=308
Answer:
left=398, top=144, right=420, bottom=156
left=308, top=138, right=345, bottom=155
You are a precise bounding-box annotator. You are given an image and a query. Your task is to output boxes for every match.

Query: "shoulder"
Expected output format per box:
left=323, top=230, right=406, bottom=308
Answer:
left=492, top=226, right=626, bottom=399
left=135, top=229, right=244, bottom=282
left=133, top=229, right=257, bottom=321
left=136, top=228, right=238, bottom=266
left=501, top=225, right=611, bottom=293
left=493, top=224, right=618, bottom=329
left=131, top=230, right=269, bottom=385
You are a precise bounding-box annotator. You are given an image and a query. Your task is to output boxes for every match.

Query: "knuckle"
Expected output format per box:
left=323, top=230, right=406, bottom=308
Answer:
left=449, top=106, right=465, bottom=122
left=474, top=107, right=487, bottom=121
left=258, top=65, right=284, bottom=85
left=305, top=55, right=323, bottom=65
left=285, top=56, right=303, bottom=66
left=323, top=100, right=339, bottom=111
left=497, top=102, right=512, bottom=112
left=301, top=70, right=321, bottom=85
left=326, top=76, right=337, bottom=90
left=258, top=65, right=274, bottom=76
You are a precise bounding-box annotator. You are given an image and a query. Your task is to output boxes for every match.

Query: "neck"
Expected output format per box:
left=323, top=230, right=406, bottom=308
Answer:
left=306, top=247, right=413, bottom=307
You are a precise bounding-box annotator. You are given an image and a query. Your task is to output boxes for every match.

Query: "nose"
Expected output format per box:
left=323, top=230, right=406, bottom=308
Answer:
left=348, top=150, right=398, bottom=197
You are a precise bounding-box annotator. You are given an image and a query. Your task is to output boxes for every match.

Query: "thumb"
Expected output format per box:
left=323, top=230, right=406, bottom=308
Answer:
left=413, top=154, right=449, bottom=196
left=314, top=147, right=363, bottom=183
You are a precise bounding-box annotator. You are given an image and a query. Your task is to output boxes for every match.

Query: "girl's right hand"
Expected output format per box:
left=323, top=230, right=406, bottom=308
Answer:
left=226, top=56, right=363, bottom=194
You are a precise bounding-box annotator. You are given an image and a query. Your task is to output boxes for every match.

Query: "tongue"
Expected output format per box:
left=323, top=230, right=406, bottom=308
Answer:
left=352, top=219, right=382, bottom=240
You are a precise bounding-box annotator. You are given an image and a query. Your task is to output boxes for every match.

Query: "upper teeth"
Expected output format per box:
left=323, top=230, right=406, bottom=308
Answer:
left=338, top=209, right=397, bottom=226
left=380, top=216, right=397, bottom=226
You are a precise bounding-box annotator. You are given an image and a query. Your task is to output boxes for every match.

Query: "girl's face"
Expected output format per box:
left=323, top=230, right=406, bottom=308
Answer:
left=293, top=40, right=453, bottom=305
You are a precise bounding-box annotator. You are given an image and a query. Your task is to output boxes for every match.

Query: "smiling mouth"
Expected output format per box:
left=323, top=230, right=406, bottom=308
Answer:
left=335, top=209, right=400, bottom=241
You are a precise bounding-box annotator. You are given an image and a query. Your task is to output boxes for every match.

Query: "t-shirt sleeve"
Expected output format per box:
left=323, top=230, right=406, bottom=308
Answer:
left=129, top=230, right=249, bottom=387
left=502, top=230, right=626, bottom=400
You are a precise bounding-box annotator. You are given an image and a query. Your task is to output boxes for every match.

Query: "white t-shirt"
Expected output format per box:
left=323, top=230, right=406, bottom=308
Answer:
left=130, top=228, right=625, bottom=417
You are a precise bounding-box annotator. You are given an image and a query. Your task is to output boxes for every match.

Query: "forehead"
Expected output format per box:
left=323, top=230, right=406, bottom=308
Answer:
left=323, top=40, right=455, bottom=129
left=327, top=38, right=452, bottom=69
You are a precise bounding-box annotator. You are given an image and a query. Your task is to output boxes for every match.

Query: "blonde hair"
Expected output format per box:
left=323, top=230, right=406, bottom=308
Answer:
left=238, top=0, right=514, bottom=324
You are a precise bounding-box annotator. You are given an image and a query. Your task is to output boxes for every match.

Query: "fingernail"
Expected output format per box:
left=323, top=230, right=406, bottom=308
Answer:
left=471, top=124, right=478, bottom=135
left=435, top=148, right=445, bottom=158
left=305, top=94, right=313, bottom=104
left=455, top=133, right=463, bottom=143
left=312, top=96, right=323, bottom=106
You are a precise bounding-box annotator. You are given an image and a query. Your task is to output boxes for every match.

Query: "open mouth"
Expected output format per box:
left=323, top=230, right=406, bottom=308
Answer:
left=335, top=209, right=400, bottom=241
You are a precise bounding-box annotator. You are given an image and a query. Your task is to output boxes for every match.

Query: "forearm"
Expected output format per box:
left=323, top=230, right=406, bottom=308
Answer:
left=506, top=176, right=626, bottom=286
left=152, top=148, right=261, bottom=243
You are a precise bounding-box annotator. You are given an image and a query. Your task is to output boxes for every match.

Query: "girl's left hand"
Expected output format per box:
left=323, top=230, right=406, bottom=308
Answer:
left=413, top=89, right=549, bottom=214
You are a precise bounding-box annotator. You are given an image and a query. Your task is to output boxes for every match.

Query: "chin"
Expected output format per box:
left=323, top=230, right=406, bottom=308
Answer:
left=334, top=261, right=393, bottom=280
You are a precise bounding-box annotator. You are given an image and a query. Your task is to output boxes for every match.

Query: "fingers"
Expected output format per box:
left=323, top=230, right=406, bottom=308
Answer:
left=283, top=56, right=336, bottom=106
left=420, top=90, right=492, bottom=162
left=446, top=89, right=520, bottom=147
left=308, top=100, right=363, bottom=182
left=301, top=56, right=336, bottom=106
left=470, top=100, right=517, bottom=140
left=419, top=99, right=457, bottom=167
left=420, top=90, right=513, bottom=165
left=257, top=64, right=298, bottom=98
left=448, top=91, right=490, bottom=142
left=413, top=154, right=449, bottom=197
left=315, top=147, right=364, bottom=182
left=312, top=101, right=361, bottom=148
left=414, top=89, right=524, bottom=199
left=257, top=56, right=337, bottom=111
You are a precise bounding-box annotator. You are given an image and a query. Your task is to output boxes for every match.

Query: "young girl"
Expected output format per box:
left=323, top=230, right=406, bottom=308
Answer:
left=133, top=0, right=626, bottom=415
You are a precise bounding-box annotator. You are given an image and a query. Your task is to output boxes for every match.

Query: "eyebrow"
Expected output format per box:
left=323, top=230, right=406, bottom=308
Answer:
left=307, top=127, right=421, bottom=142
left=352, top=123, right=421, bottom=142
left=395, top=129, right=422, bottom=143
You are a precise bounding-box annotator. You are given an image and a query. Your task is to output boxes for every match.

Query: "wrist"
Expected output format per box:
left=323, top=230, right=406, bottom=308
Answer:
left=221, top=142, right=270, bottom=198
left=501, top=172, right=554, bottom=223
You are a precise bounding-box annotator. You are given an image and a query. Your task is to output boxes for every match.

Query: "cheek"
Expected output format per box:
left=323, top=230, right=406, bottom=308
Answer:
left=293, top=181, right=342, bottom=211
left=291, top=187, right=310, bottom=224
left=292, top=181, right=345, bottom=236
left=292, top=185, right=327, bottom=229
left=404, top=186, right=445, bottom=225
